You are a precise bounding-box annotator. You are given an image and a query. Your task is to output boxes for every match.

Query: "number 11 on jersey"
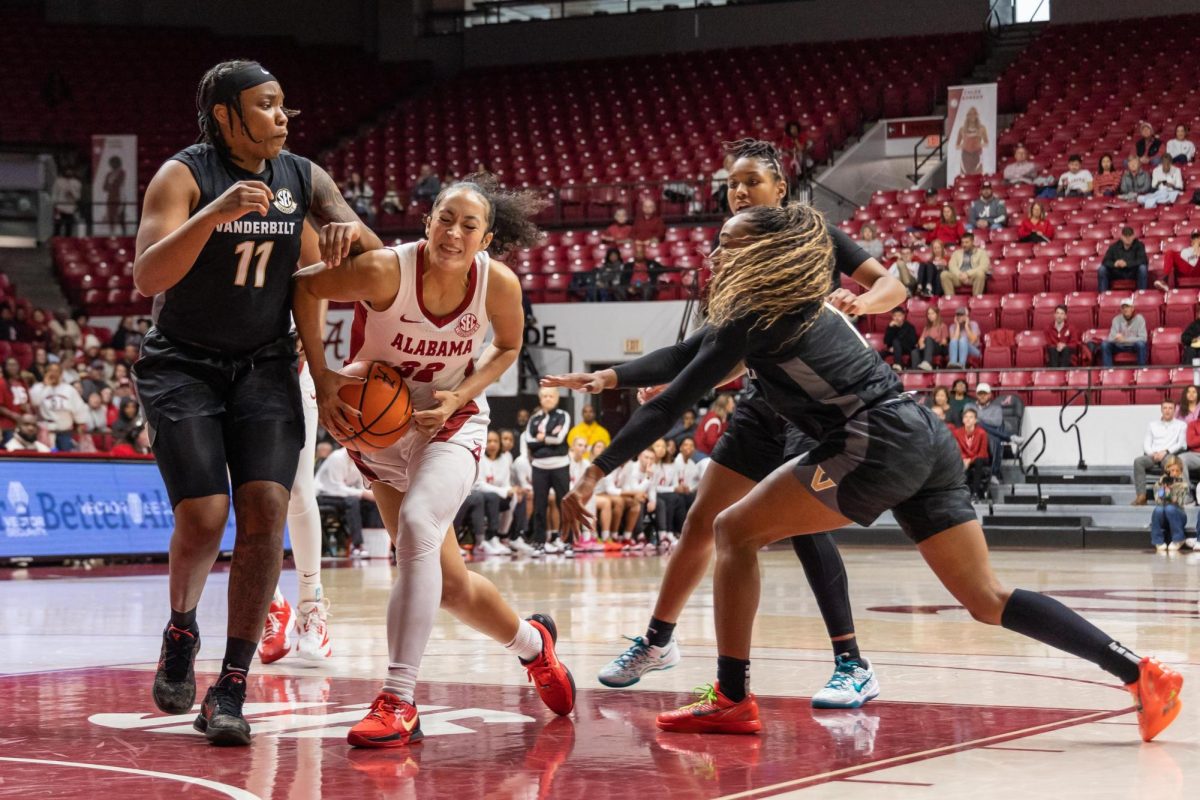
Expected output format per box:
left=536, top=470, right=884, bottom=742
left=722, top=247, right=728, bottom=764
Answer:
left=233, top=240, right=274, bottom=288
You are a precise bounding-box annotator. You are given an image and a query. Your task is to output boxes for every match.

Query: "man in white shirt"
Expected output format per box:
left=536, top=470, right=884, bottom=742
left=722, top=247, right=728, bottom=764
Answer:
left=29, top=363, right=87, bottom=451
left=1138, top=159, right=1184, bottom=209
left=314, top=446, right=376, bottom=553
left=1132, top=399, right=1189, bottom=505
left=888, top=245, right=920, bottom=295
left=1057, top=154, right=1093, bottom=197
left=1166, top=124, right=1195, bottom=164
left=51, top=168, right=83, bottom=237
left=4, top=414, right=51, bottom=453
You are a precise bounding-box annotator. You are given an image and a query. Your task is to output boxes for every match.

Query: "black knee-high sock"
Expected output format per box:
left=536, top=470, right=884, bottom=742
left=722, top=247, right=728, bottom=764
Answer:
left=220, top=637, right=258, bottom=680
left=1001, top=589, right=1141, bottom=684
left=717, top=655, right=751, bottom=702
left=170, top=606, right=198, bottom=632
left=645, top=617, right=676, bottom=648
left=791, top=534, right=857, bottom=641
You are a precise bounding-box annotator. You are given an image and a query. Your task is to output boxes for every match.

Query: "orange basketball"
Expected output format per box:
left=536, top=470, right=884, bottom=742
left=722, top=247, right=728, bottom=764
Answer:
left=334, top=361, right=413, bottom=453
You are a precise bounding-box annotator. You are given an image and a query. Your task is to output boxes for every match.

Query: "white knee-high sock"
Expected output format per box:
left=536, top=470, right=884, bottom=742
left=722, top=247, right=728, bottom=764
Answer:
left=288, top=499, right=323, bottom=603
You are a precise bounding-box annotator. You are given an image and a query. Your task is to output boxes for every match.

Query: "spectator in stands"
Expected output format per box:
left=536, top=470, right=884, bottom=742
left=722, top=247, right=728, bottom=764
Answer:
left=631, top=198, right=666, bottom=246
left=1149, top=456, right=1189, bottom=553
left=781, top=120, right=815, bottom=186
left=567, top=402, right=610, bottom=449
left=664, top=408, right=697, bottom=447
left=912, top=305, right=949, bottom=371
left=81, top=359, right=108, bottom=398
left=1182, top=311, right=1200, bottom=365
left=694, top=393, right=735, bottom=455
left=1118, top=155, right=1151, bottom=201
left=966, top=382, right=1021, bottom=483
left=1100, top=297, right=1148, bottom=367
left=411, top=163, right=440, bottom=206
left=947, top=307, right=981, bottom=368
left=1016, top=200, right=1053, bottom=243
left=857, top=221, right=884, bottom=260
left=381, top=180, right=402, bottom=214
left=82, top=391, right=108, bottom=435
left=111, top=397, right=140, bottom=443
left=623, top=243, right=663, bottom=301
left=1167, top=124, right=1195, bottom=165
left=955, top=407, right=991, bottom=500
left=883, top=307, right=917, bottom=371
left=458, top=430, right=515, bottom=554
left=1135, top=122, right=1162, bottom=166
left=0, top=306, right=18, bottom=342
left=25, top=308, right=55, bottom=349
left=1057, top=154, right=1093, bottom=197
left=941, top=231, right=990, bottom=297
left=711, top=154, right=733, bottom=214
left=314, top=440, right=333, bottom=473
left=592, top=247, right=624, bottom=302
left=928, top=385, right=953, bottom=420
left=30, top=363, right=86, bottom=452
left=29, top=347, right=50, bottom=383
left=108, top=316, right=141, bottom=352
left=948, top=378, right=971, bottom=425
left=315, top=445, right=373, bottom=556
left=1093, top=154, right=1121, bottom=197
left=931, top=204, right=965, bottom=246
left=1098, top=227, right=1149, bottom=291
left=968, top=181, right=1007, bottom=230
left=48, top=310, right=79, bottom=349
left=1045, top=304, right=1076, bottom=368
left=4, top=414, right=49, bottom=454
left=1178, top=385, right=1200, bottom=423
left=110, top=424, right=150, bottom=457
left=525, top=387, right=572, bottom=554
left=917, top=238, right=949, bottom=297
left=0, top=357, right=30, bottom=444
left=1158, top=229, right=1200, bottom=291
left=342, top=171, right=375, bottom=225
left=601, top=208, right=633, bottom=246
left=51, top=167, right=82, bottom=238
left=1131, top=399, right=1187, bottom=505
left=909, top=188, right=943, bottom=243
left=888, top=245, right=919, bottom=295
left=1003, top=144, right=1040, bottom=185
left=1139, top=156, right=1184, bottom=209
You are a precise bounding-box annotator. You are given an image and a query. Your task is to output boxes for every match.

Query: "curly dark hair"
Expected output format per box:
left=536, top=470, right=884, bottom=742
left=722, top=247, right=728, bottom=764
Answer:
left=196, top=59, right=298, bottom=160
left=723, top=138, right=786, bottom=183
left=433, top=172, right=547, bottom=257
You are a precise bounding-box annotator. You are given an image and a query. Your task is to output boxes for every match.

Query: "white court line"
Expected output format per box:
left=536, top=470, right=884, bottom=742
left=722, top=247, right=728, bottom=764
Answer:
left=0, top=756, right=261, bottom=800
left=713, top=709, right=1123, bottom=800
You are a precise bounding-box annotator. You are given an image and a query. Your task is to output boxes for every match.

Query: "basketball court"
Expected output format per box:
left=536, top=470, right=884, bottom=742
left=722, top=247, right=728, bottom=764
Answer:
left=2, top=546, right=1195, bottom=798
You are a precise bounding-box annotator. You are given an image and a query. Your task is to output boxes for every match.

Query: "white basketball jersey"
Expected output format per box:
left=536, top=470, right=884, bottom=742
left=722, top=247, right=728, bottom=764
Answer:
left=347, top=241, right=491, bottom=442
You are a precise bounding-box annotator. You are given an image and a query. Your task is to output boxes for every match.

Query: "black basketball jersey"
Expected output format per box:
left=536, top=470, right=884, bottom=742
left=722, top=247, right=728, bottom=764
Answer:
left=152, top=143, right=312, bottom=355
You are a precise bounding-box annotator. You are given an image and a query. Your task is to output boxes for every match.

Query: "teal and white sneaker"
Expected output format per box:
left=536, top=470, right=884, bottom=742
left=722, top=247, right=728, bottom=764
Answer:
left=810, top=655, right=880, bottom=709
left=597, top=636, right=681, bottom=687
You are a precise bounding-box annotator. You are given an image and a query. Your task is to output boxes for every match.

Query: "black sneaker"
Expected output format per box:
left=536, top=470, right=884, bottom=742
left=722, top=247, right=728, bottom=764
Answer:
left=153, top=623, right=200, bottom=714
left=194, top=672, right=252, bottom=746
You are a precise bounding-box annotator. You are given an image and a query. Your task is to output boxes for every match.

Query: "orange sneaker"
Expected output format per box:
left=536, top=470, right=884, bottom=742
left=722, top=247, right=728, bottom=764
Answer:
left=656, top=683, right=762, bottom=735
left=347, top=692, right=424, bottom=748
left=1125, top=657, right=1184, bottom=742
left=258, top=595, right=294, bottom=665
left=523, top=614, right=576, bottom=716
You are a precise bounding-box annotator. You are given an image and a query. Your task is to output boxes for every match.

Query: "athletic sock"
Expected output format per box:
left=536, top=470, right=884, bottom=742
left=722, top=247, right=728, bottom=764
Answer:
left=1001, top=588, right=1141, bottom=684
left=299, top=576, right=322, bottom=605
left=382, top=663, right=418, bottom=704
left=832, top=637, right=861, bottom=663
left=220, top=637, right=258, bottom=680
left=645, top=617, right=676, bottom=648
left=170, top=606, right=197, bottom=632
left=506, top=619, right=544, bottom=663
left=717, top=655, right=751, bottom=702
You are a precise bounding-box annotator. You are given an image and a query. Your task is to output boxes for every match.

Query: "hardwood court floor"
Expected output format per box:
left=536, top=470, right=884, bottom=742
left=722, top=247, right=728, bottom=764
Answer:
left=1, top=546, right=1196, bottom=799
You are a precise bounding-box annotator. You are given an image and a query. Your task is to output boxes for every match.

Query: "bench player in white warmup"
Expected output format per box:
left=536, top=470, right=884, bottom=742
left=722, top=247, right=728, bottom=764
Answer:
left=293, top=173, right=575, bottom=748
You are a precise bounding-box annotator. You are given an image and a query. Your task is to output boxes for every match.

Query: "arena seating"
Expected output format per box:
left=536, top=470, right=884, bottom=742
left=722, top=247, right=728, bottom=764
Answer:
left=0, top=6, right=417, bottom=192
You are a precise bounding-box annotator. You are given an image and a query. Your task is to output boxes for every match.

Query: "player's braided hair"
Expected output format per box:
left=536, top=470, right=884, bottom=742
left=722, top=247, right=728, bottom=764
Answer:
left=722, top=138, right=787, bottom=184
left=704, top=203, right=833, bottom=337
left=434, top=172, right=548, bottom=257
left=196, top=59, right=298, bottom=160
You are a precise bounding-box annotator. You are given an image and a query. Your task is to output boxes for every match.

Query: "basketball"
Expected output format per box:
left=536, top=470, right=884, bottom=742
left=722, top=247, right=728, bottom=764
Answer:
left=334, top=360, right=413, bottom=453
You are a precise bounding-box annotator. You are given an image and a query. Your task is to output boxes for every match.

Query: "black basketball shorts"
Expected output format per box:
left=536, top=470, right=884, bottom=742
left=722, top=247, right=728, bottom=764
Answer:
left=133, top=328, right=304, bottom=505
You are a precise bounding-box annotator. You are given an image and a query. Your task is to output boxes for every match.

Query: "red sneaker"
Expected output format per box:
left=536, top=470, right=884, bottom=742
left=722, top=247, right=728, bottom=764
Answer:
left=258, top=596, right=294, bottom=665
left=656, top=683, right=762, bottom=734
left=523, top=614, right=576, bottom=716
left=1125, top=657, right=1184, bottom=742
left=347, top=692, right=424, bottom=748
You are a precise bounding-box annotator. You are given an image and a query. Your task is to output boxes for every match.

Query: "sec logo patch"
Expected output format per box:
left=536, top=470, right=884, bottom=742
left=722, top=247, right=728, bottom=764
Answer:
left=455, top=313, right=480, bottom=338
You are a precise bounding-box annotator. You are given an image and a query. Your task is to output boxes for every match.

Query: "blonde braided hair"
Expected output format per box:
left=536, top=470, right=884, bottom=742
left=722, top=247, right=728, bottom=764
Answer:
left=704, top=204, right=834, bottom=336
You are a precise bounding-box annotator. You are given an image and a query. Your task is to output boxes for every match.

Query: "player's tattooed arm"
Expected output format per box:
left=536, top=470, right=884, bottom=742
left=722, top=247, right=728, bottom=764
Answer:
left=306, top=164, right=385, bottom=267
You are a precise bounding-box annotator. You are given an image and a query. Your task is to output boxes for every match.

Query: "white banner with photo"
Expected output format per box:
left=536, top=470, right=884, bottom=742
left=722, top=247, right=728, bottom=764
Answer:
left=945, top=84, right=997, bottom=183
left=90, top=134, right=138, bottom=236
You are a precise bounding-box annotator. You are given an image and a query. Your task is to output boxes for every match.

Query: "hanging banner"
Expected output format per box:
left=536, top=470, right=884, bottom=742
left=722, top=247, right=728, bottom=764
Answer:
left=945, top=84, right=997, bottom=182
left=91, top=134, right=138, bottom=236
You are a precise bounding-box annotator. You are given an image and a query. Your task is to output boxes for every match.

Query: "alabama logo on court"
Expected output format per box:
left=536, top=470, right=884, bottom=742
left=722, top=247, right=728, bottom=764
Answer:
left=455, top=313, right=480, bottom=338
left=273, top=187, right=297, bottom=214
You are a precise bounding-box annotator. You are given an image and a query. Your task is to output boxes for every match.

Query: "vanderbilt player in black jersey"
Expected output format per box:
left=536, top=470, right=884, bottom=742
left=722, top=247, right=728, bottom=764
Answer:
left=132, top=60, right=383, bottom=746
left=550, top=204, right=1182, bottom=743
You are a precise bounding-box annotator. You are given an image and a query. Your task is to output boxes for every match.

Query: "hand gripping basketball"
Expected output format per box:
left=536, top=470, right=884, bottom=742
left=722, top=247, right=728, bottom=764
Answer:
left=313, top=366, right=365, bottom=441
left=329, top=361, right=414, bottom=452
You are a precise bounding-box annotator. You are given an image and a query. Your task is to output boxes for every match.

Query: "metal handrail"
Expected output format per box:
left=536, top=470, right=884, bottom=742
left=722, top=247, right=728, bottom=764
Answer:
left=1059, top=368, right=1092, bottom=471
left=911, top=129, right=945, bottom=184
left=1014, top=425, right=1048, bottom=510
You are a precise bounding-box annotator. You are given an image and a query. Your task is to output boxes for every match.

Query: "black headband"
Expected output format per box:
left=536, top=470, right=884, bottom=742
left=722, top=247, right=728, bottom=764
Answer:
left=215, top=64, right=277, bottom=99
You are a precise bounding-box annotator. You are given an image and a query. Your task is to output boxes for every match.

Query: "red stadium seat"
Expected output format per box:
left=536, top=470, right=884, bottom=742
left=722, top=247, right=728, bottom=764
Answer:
left=1030, top=293, right=1064, bottom=330
left=520, top=273, right=546, bottom=304
left=1065, top=291, right=1098, bottom=331
left=1015, top=329, right=1049, bottom=368
left=1152, top=328, right=1182, bottom=366
left=1134, top=368, right=1172, bottom=405
left=1015, top=260, right=1049, bottom=294
left=901, top=372, right=934, bottom=391
left=968, top=295, right=1001, bottom=333
left=543, top=273, right=570, bottom=303
left=989, top=261, right=1017, bottom=294
left=982, top=329, right=1014, bottom=368
left=999, top=293, right=1032, bottom=330
left=1047, top=258, right=1080, bottom=293
left=1164, top=289, right=1199, bottom=328
left=1097, top=368, right=1135, bottom=404
left=1030, top=370, right=1067, bottom=406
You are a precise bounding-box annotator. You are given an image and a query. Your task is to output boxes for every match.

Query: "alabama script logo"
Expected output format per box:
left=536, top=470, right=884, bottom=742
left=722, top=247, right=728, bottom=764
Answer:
left=454, top=313, right=480, bottom=338
left=90, top=701, right=535, bottom=739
